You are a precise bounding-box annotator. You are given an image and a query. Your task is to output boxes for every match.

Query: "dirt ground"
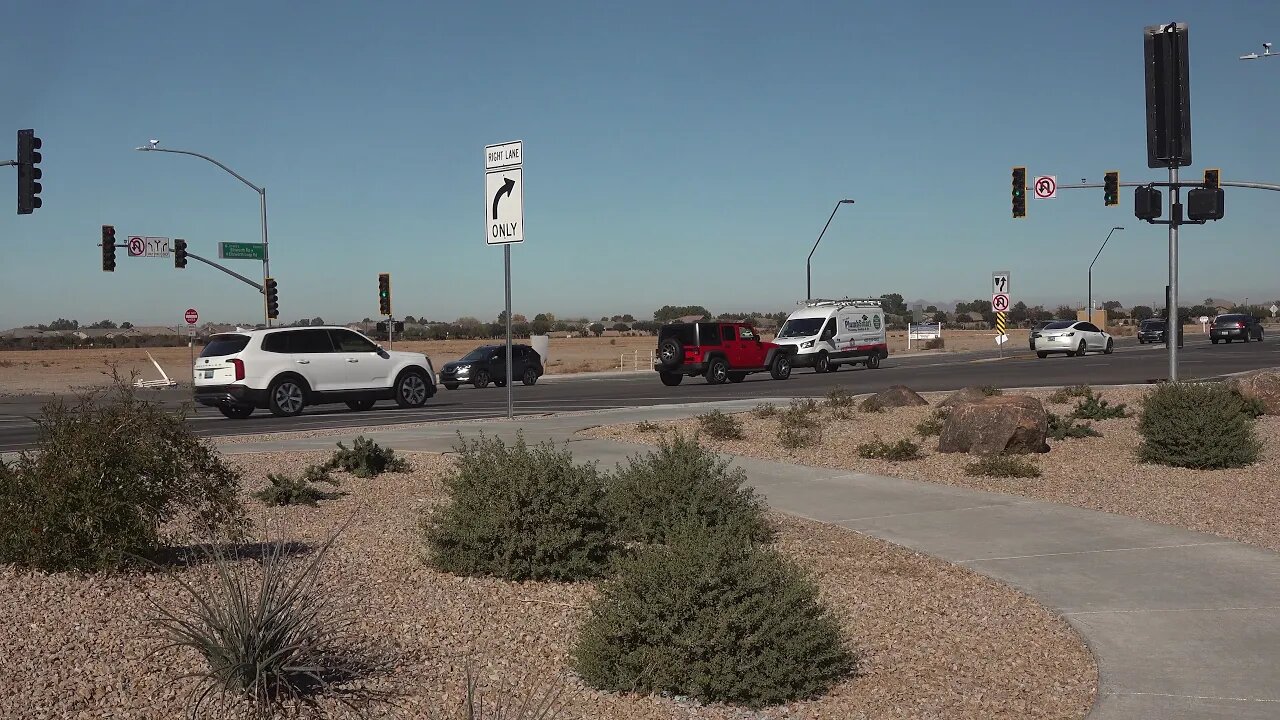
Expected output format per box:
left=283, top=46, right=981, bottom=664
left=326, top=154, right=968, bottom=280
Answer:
left=1, top=330, right=1035, bottom=396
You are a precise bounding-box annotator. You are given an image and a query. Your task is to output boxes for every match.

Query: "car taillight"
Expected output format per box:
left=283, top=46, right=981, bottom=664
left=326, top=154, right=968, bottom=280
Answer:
left=230, top=358, right=245, bottom=381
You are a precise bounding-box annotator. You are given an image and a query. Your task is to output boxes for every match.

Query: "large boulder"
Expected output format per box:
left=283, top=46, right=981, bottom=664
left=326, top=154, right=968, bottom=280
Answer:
left=1228, top=370, right=1280, bottom=416
left=865, top=385, right=928, bottom=410
left=940, top=386, right=1000, bottom=409
left=938, top=395, right=1049, bottom=455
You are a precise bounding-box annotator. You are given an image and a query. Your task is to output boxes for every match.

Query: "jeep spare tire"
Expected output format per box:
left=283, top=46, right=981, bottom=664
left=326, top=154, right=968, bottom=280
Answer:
left=658, top=337, right=683, bottom=369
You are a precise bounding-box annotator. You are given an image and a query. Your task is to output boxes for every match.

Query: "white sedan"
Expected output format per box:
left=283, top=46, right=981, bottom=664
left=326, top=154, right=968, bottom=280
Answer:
left=1033, top=320, right=1113, bottom=358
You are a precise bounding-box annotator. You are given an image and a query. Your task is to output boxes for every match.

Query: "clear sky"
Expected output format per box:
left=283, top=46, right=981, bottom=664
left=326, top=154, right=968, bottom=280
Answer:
left=3, top=1, right=1279, bottom=328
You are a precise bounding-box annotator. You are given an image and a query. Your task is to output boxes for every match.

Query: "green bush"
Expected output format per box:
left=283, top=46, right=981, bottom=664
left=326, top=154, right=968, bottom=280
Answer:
left=0, top=381, right=246, bottom=572
left=1048, top=385, right=1092, bottom=404
left=1046, top=413, right=1102, bottom=440
left=326, top=436, right=409, bottom=478
left=915, top=408, right=947, bottom=437
left=635, top=420, right=662, bottom=433
left=859, top=396, right=885, bottom=413
left=697, top=410, right=745, bottom=440
left=857, top=437, right=922, bottom=461
left=457, top=660, right=573, bottom=719
left=1232, top=390, right=1267, bottom=419
left=604, top=434, right=773, bottom=545
left=978, top=385, right=1002, bottom=396
left=964, top=454, right=1041, bottom=478
left=778, top=400, right=822, bottom=449
left=1070, top=392, right=1130, bottom=420
left=1138, top=383, right=1261, bottom=469
left=752, top=403, right=778, bottom=418
left=824, top=387, right=857, bottom=410
left=573, top=525, right=853, bottom=709
left=422, top=433, right=614, bottom=581
left=252, top=470, right=341, bottom=507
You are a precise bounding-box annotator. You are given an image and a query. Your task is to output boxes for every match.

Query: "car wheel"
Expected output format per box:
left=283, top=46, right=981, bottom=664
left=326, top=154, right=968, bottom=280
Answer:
left=813, top=352, right=830, bottom=373
left=658, top=337, right=683, bottom=368
left=1138, top=338, right=1145, bottom=344
left=473, top=370, right=491, bottom=388
left=770, top=353, right=792, bottom=380
left=1075, top=340, right=1087, bottom=357
left=346, top=399, right=376, bottom=411
left=1212, top=339, right=1219, bottom=344
left=1104, top=339, right=1114, bottom=355
left=268, top=377, right=307, bottom=417
left=867, top=353, right=881, bottom=369
left=659, top=372, right=683, bottom=386
left=728, top=372, right=747, bottom=383
left=444, top=383, right=459, bottom=390
left=522, top=368, right=539, bottom=386
left=1037, top=352, right=1048, bottom=359
left=1226, top=338, right=1233, bottom=344
left=705, top=357, right=729, bottom=384
left=218, top=405, right=253, bottom=420
left=395, top=369, right=431, bottom=408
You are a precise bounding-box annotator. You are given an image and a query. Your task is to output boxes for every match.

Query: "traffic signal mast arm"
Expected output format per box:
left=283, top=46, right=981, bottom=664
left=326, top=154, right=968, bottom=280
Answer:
left=180, top=249, right=265, bottom=292
left=1050, top=178, right=1280, bottom=192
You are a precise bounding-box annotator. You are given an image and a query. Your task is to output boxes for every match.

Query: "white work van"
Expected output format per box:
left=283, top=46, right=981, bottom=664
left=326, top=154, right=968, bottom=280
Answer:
left=772, top=299, right=888, bottom=373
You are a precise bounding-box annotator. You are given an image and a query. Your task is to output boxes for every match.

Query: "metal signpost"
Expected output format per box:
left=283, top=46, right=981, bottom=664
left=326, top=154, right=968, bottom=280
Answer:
left=485, top=140, right=524, bottom=419
left=184, top=308, right=199, bottom=384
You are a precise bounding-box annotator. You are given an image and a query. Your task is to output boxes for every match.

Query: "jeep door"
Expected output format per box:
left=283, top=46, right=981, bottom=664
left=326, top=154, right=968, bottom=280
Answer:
left=736, top=325, right=768, bottom=367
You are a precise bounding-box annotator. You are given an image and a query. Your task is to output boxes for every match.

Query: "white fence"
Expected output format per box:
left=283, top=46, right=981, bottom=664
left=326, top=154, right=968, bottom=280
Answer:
left=619, top=350, right=655, bottom=371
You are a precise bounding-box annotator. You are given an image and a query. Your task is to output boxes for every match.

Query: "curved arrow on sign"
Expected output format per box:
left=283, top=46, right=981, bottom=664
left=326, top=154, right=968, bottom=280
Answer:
left=491, top=177, right=515, bottom=220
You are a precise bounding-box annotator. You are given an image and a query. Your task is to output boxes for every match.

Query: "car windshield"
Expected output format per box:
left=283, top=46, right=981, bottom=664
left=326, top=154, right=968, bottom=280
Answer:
left=199, top=334, right=250, bottom=357
left=777, top=317, right=825, bottom=338
left=1214, top=315, right=1245, bottom=325
left=1043, top=321, right=1075, bottom=331
left=1142, top=321, right=1165, bottom=328
left=459, top=347, right=495, bottom=362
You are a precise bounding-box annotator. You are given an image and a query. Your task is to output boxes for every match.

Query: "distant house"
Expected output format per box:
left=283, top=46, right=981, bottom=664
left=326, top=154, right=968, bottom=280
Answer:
left=1203, top=298, right=1238, bottom=314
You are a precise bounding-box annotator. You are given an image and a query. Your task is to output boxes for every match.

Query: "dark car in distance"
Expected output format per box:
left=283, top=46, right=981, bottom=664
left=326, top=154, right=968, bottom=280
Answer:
left=439, top=344, right=544, bottom=389
left=1137, top=318, right=1181, bottom=344
left=1210, top=314, right=1264, bottom=344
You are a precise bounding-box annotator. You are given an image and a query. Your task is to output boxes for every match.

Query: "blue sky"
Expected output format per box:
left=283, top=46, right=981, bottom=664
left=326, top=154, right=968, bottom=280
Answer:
left=3, top=1, right=1279, bottom=328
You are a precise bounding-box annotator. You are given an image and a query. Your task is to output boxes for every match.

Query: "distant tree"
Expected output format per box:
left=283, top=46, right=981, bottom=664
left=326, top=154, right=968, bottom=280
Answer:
left=403, top=315, right=417, bottom=324
left=513, top=314, right=527, bottom=323
left=120, top=322, right=133, bottom=330
left=631, top=320, right=660, bottom=333
left=87, top=320, right=117, bottom=329
left=653, top=305, right=712, bottom=323
left=1009, top=301, right=1029, bottom=325
left=310, top=316, right=324, bottom=326
left=932, top=311, right=948, bottom=323
left=1130, top=305, right=1154, bottom=321
left=552, top=321, right=571, bottom=332
left=622, top=314, right=635, bottom=322
left=48, top=318, right=78, bottom=331
left=531, top=317, right=551, bottom=335
left=611, top=322, right=629, bottom=332
left=589, top=322, right=605, bottom=337
left=1031, top=306, right=1054, bottom=322
left=1102, top=300, right=1122, bottom=312
left=879, top=293, right=907, bottom=317
left=925, top=305, right=938, bottom=313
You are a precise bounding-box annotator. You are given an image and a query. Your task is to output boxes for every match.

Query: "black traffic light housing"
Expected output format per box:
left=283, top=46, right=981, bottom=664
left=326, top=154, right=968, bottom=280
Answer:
left=17, top=129, right=42, bottom=215
left=1011, top=167, right=1026, bottom=218
left=101, top=225, right=117, bottom=272
left=1186, top=187, right=1224, bottom=221
left=1103, top=171, right=1119, bottom=206
left=174, top=238, right=188, bottom=269
left=1203, top=168, right=1220, bottom=190
left=264, top=277, right=279, bottom=319
left=1134, top=185, right=1163, bottom=221
left=378, top=272, right=391, bottom=316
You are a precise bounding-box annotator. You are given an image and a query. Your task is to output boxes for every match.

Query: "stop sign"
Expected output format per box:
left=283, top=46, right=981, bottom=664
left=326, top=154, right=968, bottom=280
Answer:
left=185, top=308, right=199, bottom=325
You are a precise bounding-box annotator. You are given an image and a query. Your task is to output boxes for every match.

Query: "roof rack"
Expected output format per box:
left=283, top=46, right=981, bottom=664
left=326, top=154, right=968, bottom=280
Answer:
left=799, top=297, right=883, bottom=308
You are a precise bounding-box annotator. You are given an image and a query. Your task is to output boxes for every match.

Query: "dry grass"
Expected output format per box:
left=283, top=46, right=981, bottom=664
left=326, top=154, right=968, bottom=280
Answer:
left=584, top=386, right=1280, bottom=553
left=0, top=449, right=1094, bottom=719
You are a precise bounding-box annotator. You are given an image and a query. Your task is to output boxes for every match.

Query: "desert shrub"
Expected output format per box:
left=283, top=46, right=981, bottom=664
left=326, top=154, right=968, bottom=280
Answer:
left=1231, top=390, right=1267, bottom=419
left=1048, top=385, right=1092, bottom=404
left=978, top=385, right=1002, bottom=396
left=924, top=338, right=944, bottom=350
left=605, top=433, right=772, bottom=545
left=457, top=660, right=573, bottom=719
left=325, top=436, right=409, bottom=478
left=825, top=387, right=857, bottom=410
left=0, top=381, right=246, bottom=572
left=252, top=471, right=340, bottom=507
left=635, top=420, right=662, bottom=433
left=857, top=437, right=921, bottom=461
left=148, top=532, right=375, bottom=718
left=1070, top=391, right=1130, bottom=420
left=1138, top=383, right=1261, bottom=469
left=752, top=403, right=778, bottom=418
left=915, top=408, right=947, bottom=437
left=423, top=433, right=614, bottom=581
left=697, top=410, right=745, bottom=440
left=573, top=525, right=853, bottom=709
left=1046, top=413, right=1102, bottom=440
left=859, top=396, right=885, bottom=413
left=964, top=454, right=1041, bottom=478
left=778, top=400, right=822, bottom=449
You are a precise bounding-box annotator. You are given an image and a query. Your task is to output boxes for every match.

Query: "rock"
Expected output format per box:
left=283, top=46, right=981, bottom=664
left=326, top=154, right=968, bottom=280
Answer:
left=938, top=395, right=1049, bottom=455
left=1228, top=369, right=1280, bottom=415
left=865, top=385, right=929, bottom=409
left=940, top=386, right=1000, bottom=408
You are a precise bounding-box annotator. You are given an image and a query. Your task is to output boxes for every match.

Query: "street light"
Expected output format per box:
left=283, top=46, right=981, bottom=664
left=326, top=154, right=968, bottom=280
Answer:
left=1239, top=42, right=1276, bottom=60
left=135, top=141, right=272, bottom=325
left=1088, top=226, right=1124, bottom=321
left=806, top=199, right=855, bottom=301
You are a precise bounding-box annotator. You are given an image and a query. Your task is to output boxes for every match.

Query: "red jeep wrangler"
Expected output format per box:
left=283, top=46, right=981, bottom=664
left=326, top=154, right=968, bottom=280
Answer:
left=654, top=322, right=794, bottom=386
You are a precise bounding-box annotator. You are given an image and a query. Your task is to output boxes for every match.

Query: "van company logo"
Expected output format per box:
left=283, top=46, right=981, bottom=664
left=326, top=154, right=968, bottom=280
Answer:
left=873, top=314, right=881, bottom=330
left=843, top=314, right=877, bottom=332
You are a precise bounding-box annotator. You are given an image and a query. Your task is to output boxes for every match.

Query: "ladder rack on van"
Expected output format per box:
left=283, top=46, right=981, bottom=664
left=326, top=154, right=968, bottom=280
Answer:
left=800, top=298, right=883, bottom=309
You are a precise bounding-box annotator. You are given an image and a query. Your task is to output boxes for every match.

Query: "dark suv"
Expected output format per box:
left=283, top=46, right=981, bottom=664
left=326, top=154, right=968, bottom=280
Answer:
left=654, top=322, right=793, bottom=386
left=439, top=344, right=544, bottom=389
left=1210, top=314, right=1264, bottom=344
left=1137, top=318, right=1179, bottom=344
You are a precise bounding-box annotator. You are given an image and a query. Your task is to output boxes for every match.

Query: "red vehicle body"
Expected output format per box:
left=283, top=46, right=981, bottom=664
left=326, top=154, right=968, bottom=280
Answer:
left=653, top=321, right=794, bottom=386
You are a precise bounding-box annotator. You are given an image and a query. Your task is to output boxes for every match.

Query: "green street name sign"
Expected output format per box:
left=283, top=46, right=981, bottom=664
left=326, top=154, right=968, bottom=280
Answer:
left=218, top=242, right=266, bottom=261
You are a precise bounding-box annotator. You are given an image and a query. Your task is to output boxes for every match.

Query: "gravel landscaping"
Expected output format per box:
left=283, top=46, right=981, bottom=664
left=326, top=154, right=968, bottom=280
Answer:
left=0, top=449, right=1095, bottom=719
left=583, top=385, right=1280, bottom=553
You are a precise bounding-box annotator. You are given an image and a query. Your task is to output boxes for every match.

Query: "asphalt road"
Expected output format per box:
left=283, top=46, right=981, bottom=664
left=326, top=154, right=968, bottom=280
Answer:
left=2, top=337, right=1277, bottom=453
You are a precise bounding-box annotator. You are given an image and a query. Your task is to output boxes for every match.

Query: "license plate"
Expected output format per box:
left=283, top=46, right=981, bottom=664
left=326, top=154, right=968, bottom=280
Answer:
left=1217, top=330, right=1228, bottom=335
left=203, top=370, right=214, bottom=379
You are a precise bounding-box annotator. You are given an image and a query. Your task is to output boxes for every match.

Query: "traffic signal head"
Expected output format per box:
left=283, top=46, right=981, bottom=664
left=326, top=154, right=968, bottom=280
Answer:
left=1104, top=171, right=1119, bottom=206
left=1134, top=185, right=1163, bottom=221
left=378, top=272, right=391, bottom=316
left=1203, top=168, right=1220, bottom=190
left=264, top=277, right=279, bottom=319
left=17, top=129, right=42, bottom=215
left=174, top=238, right=188, bottom=269
left=101, top=225, right=116, bottom=272
left=1187, top=187, right=1224, bottom=221
left=1011, top=167, right=1026, bottom=218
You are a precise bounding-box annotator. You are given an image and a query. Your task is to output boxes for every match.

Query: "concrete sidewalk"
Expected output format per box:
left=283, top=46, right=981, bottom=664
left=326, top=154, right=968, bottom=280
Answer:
left=220, top=405, right=1280, bottom=720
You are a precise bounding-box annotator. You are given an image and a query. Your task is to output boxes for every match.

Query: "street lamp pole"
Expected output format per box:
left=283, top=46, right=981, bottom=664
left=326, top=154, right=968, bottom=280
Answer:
left=135, top=143, right=272, bottom=326
left=1088, top=226, right=1124, bottom=322
left=806, top=199, right=855, bottom=301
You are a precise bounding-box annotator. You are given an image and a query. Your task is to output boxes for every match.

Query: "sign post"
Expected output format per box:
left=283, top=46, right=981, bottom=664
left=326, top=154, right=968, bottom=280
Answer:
left=184, top=308, right=199, bottom=386
left=485, top=140, right=524, bottom=419
left=992, top=271, right=1011, bottom=356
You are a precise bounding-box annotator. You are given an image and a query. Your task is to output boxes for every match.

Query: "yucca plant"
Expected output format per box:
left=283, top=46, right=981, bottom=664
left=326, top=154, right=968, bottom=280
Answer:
left=456, top=658, right=574, bottom=719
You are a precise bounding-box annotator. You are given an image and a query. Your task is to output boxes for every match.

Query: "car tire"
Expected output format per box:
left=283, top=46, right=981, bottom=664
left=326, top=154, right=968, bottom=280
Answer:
left=444, top=383, right=459, bottom=390
left=1138, top=338, right=1145, bottom=344
left=1212, top=339, right=1219, bottom=344
left=346, top=399, right=375, bottom=412
left=1075, top=341, right=1087, bottom=357
left=658, top=337, right=683, bottom=369
left=522, top=368, right=539, bottom=386
left=813, top=352, right=830, bottom=373
left=705, top=357, right=729, bottom=385
left=770, top=353, right=792, bottom=380
left=268, top=376, right=307, bottom=417
left=659, top=372, right=683, bottom=386
left=1104, top=339, right=1114, bottom=355
left=867, top=353, right=881, bottom=369
left=1037, top=352, right=1048, bottom=359
left=395, top=369, right=431, bottom=408
left=473, top=370, right=491, bottom=388
left=1226, top=338, right=1233, bottom=344
left=219, top=405, right=253, bottom=420
left=728, top=372, right=747, bottom=383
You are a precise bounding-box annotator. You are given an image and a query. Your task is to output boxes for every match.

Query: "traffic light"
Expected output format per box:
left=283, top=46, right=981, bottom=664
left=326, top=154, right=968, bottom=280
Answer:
left=378, top=272, right=391, bottom=316
left=1134, top=185, right=1163, bottom=221
left=264, top=277, right=279, bottom=319
left=1011, top=167, right=1026, bottom=218
left=1203, top=168, right=1220, bottom=190
left=1187, top=187, right=1224, bottom=221
left=174, top=238, right=188, bottom=269
left=101, top=225, right=116, bottom=272
left=17, top=129, right=42, bottom=214
left=1103, top=171, right=1119, bottom=206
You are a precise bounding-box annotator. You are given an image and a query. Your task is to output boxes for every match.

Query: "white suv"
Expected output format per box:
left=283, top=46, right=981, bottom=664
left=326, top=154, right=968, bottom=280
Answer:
left=193, top=326, right=437, bottom=419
